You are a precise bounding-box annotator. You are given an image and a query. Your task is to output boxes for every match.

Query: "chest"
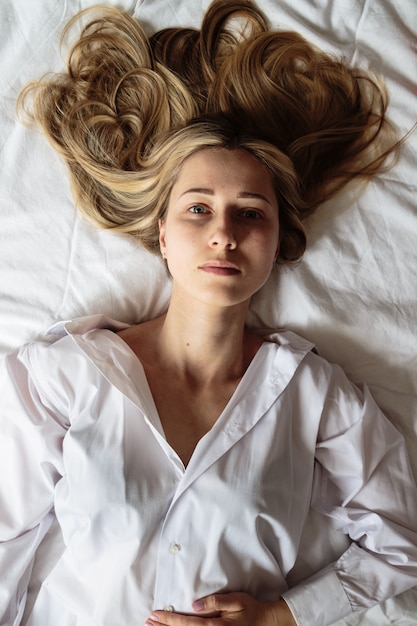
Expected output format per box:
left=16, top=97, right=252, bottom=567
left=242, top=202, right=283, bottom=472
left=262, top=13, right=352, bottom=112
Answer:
left=145, top=373, right=241, bottom=467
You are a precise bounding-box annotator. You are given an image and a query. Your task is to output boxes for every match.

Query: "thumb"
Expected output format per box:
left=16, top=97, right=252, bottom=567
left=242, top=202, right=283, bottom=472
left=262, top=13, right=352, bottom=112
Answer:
left=193, top=592, right=246, bottom=615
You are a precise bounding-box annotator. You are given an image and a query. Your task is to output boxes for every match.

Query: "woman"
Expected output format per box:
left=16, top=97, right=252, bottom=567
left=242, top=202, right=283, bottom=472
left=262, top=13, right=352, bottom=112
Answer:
left=1, top=116, right=417, bottom=626
left=4, top=1, right=416, bottom=625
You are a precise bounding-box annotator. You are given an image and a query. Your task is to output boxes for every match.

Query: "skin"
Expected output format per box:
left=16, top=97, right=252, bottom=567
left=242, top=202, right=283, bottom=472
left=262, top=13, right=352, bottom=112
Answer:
left=120, top=147, right=296, bottom=626
left=145, top=592, right=296, bottom=626
left=159, top=147, right=281, bottom=314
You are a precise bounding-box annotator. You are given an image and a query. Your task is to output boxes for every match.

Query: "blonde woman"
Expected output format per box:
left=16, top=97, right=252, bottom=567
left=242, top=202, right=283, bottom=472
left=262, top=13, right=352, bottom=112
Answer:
left=2, top=113, right=417, bottom=626
left=2, top=2, right=416, bottom=626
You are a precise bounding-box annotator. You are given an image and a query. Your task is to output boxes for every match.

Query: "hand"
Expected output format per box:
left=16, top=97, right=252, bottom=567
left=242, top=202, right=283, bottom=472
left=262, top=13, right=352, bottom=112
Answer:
left=145, top=592, right=296, bottom=626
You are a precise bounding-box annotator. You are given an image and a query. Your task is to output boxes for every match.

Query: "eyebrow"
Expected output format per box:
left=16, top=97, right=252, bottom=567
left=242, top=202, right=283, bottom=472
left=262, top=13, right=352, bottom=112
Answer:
left=179, top=188, right=273, bottom=205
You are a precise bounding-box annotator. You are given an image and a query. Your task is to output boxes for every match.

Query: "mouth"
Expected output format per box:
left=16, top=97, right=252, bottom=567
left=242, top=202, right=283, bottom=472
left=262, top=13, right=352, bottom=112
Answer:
left=199, top=260, right=241, bottom=276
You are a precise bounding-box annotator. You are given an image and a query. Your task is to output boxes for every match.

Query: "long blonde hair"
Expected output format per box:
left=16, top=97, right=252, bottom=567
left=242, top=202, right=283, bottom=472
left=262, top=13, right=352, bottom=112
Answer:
left=90, top=114, right=307, bottom=262
left=18, top=0, right=400, bottom=261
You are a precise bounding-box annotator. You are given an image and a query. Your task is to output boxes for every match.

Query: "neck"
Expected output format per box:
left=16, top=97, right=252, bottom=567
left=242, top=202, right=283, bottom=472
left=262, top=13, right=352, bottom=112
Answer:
left=155, top=288, right=259, bottom=386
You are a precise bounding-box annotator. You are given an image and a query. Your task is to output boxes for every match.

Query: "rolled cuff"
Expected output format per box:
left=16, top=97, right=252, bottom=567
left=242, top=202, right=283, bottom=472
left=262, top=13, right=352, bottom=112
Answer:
left=281, top=566, right=352, bottom=626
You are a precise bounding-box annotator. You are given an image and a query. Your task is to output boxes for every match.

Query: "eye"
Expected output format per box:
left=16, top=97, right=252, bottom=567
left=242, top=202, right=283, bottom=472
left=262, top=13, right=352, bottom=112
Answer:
left=240, top=209, right=262, bottom=219
left=188, top=205, right=208, bottom=214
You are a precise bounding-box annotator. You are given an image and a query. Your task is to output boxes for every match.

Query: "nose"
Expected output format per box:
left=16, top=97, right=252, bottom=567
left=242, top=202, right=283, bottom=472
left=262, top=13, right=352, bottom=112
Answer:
left=209, top=214, right=237, bottom=250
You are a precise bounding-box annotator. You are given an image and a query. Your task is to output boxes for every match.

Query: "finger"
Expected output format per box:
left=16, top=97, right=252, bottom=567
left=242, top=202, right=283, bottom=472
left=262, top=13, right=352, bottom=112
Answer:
left=193, top=592, right=247, bottom=615
left=145, top=610, right=214, bottom=626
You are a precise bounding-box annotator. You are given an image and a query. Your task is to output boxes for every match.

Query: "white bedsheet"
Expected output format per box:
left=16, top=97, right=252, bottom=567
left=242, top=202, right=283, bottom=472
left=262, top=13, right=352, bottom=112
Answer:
left=1, top=0, right=416, bottom=623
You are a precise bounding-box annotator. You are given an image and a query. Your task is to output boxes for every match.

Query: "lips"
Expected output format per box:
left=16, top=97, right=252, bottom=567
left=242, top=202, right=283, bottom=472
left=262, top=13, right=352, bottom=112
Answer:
left=199, top=260, right=241, bottom=276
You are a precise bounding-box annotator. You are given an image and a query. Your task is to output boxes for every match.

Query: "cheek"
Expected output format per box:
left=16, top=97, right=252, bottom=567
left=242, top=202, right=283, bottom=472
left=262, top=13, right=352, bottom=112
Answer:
left=274, top=233, right=280, bottom=260
left=254, top=227, right=280, bottom=260
left=271, top=223, right=280, bottom=260
left=160, top=223, right=198, bottom=269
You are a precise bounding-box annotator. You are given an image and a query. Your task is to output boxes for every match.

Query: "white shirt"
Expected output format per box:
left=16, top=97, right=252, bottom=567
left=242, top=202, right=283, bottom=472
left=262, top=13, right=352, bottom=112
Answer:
left=1, top=314, right=417, bottom=626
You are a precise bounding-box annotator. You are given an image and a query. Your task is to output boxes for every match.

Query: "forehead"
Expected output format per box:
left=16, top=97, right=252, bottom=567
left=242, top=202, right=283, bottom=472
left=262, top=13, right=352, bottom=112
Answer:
left=173, top=148, right=276, bottom=196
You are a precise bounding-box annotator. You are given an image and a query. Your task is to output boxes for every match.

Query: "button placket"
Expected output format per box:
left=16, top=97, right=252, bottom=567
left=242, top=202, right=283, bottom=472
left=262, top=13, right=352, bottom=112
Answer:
left=155, top=541, right=183, bottom=612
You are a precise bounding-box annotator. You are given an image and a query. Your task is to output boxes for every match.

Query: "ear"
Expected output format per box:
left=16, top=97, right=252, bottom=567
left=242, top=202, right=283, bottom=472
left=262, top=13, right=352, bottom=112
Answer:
left=158, top=218, right=167, bottom=259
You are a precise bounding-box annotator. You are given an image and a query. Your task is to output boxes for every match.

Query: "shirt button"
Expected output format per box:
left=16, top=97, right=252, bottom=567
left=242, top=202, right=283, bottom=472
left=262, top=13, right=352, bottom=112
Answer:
left=164, top=605, right=175, bottom=612
left=169, top=543, right=181, bottom=554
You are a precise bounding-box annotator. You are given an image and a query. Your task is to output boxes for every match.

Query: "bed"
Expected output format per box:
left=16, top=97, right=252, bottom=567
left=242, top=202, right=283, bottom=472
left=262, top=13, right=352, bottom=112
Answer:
left=1, top=0, right=416, bottom=624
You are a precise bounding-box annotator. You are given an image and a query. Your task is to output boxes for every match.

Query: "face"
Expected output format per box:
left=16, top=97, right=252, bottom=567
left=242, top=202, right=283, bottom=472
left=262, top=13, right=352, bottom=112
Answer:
left=159, top=148, right=280, bottom=310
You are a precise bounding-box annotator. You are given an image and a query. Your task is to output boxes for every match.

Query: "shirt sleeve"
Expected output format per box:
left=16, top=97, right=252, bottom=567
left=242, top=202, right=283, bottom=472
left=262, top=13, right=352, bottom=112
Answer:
left=0, top=346, right=67, bottom=625
left=282, top=363, right=417, bottom=626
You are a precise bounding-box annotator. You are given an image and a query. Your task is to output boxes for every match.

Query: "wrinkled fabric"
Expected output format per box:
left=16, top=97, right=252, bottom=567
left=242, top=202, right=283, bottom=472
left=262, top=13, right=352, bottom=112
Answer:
left=1, top=315, right=417, bottom=626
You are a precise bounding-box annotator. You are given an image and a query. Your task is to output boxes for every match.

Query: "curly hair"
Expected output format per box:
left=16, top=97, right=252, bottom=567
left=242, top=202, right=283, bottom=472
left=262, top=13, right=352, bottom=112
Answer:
left=18, top=0, right=400, bottom=263
left=208, top=31, right=397, bottom=214
left=90, top=114, right=307, bottom=262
